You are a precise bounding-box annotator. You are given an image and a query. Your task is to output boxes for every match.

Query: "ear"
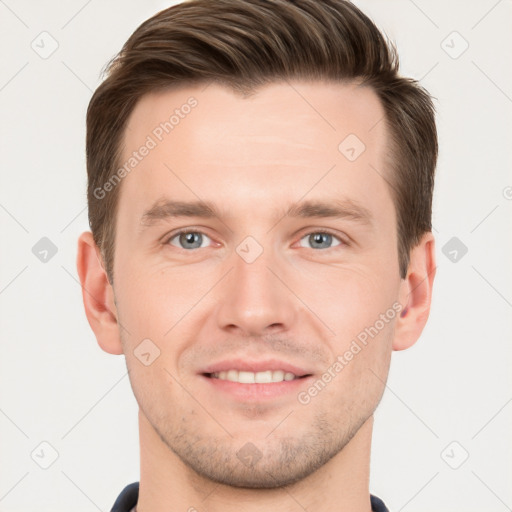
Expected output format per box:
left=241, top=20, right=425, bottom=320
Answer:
left=76, top=231, right=123, bottom=355
left=393, top=231, right=437, bottom=351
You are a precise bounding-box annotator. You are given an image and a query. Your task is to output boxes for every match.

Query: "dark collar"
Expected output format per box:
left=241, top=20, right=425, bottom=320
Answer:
left=110, top=482, right=390, bottom=512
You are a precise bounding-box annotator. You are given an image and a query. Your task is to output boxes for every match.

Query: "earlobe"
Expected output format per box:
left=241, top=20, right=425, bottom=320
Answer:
left=393, top=232, right=437, bottom=351
left=76, top=231, right=123, bottom=355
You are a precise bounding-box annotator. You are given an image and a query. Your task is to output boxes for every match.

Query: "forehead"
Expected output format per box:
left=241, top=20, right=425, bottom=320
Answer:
left=117, top=80, right=392, bottom=227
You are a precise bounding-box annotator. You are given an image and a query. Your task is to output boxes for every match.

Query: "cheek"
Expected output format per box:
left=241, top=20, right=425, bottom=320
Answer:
left=296, top=262, right=397, bottom=337
left=318, top=310, right=393, bottom=409
left=299, top=263, right=398, bottom=391
left=115, top=263, right=189, bottom=331
left=114, top=264, right=212, bottom=374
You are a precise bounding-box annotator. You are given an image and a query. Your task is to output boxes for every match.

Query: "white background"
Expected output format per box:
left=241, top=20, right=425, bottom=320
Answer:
left=0, top=1, right=511, bottom=511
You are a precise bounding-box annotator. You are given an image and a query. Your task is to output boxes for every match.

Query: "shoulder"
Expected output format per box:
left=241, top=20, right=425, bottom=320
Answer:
left=110, top=482, right=139, bottom=512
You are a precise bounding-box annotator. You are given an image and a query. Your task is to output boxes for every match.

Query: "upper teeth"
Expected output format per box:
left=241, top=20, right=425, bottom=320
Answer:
left=211, top=370, right=298, bottom=383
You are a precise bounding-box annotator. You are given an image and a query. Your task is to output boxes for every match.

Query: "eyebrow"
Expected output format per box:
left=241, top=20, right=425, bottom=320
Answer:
left=139, top=197, right=374, bottom=230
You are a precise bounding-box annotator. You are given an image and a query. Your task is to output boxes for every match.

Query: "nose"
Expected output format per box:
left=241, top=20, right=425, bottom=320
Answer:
left=215, top=242, right=297, bottom=337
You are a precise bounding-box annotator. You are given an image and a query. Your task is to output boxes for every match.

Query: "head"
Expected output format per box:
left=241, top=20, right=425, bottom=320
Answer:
left=78, top=0, right=437, bottom=489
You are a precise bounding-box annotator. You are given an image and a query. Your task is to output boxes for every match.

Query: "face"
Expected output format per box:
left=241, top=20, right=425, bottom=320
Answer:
left=112, top=80, right=402, bottom=488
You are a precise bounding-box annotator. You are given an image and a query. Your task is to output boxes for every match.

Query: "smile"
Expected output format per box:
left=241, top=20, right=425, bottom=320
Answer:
left=208, top=369, right=304, bottom=383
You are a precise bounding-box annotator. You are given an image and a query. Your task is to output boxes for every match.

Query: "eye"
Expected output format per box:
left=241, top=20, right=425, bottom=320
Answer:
left=167, top=230, right=213, bottom=250
left=298, top=231, right=344, bottom=250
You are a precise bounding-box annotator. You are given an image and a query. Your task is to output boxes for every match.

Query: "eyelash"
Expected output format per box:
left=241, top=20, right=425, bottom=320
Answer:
left=163, top=227, right=349, bottom=251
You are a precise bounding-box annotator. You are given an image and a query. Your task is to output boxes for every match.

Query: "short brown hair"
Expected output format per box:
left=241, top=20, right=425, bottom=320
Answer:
left=86, top=0, right=437, bottom=284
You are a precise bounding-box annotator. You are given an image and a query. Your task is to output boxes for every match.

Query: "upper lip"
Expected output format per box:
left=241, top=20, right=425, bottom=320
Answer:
left=200, top=358, right=313, bottom=377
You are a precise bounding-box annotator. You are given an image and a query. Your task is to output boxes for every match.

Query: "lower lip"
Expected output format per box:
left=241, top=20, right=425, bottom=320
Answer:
left=200, top=374, right=313, bottom=401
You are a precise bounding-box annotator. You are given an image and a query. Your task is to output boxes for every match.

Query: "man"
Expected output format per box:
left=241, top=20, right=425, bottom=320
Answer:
left=76, top=0, right=437, bottom=510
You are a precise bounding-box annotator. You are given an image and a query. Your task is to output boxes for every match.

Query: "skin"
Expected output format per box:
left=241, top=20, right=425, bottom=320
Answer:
left=77, top=80, right=436, bottom=512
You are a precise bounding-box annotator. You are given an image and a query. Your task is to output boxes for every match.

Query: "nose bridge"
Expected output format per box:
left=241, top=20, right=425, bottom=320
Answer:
left=215, top=236, right=296, bottom=335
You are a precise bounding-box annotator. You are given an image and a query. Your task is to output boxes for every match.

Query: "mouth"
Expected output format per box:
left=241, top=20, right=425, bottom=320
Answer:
left=199, top=359, right=314, bottom=401
left=204, top=369, right=312, bottom=384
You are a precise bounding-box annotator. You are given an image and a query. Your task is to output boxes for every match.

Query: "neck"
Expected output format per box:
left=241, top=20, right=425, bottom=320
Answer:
left=136, top=410, right=374, bottom=512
